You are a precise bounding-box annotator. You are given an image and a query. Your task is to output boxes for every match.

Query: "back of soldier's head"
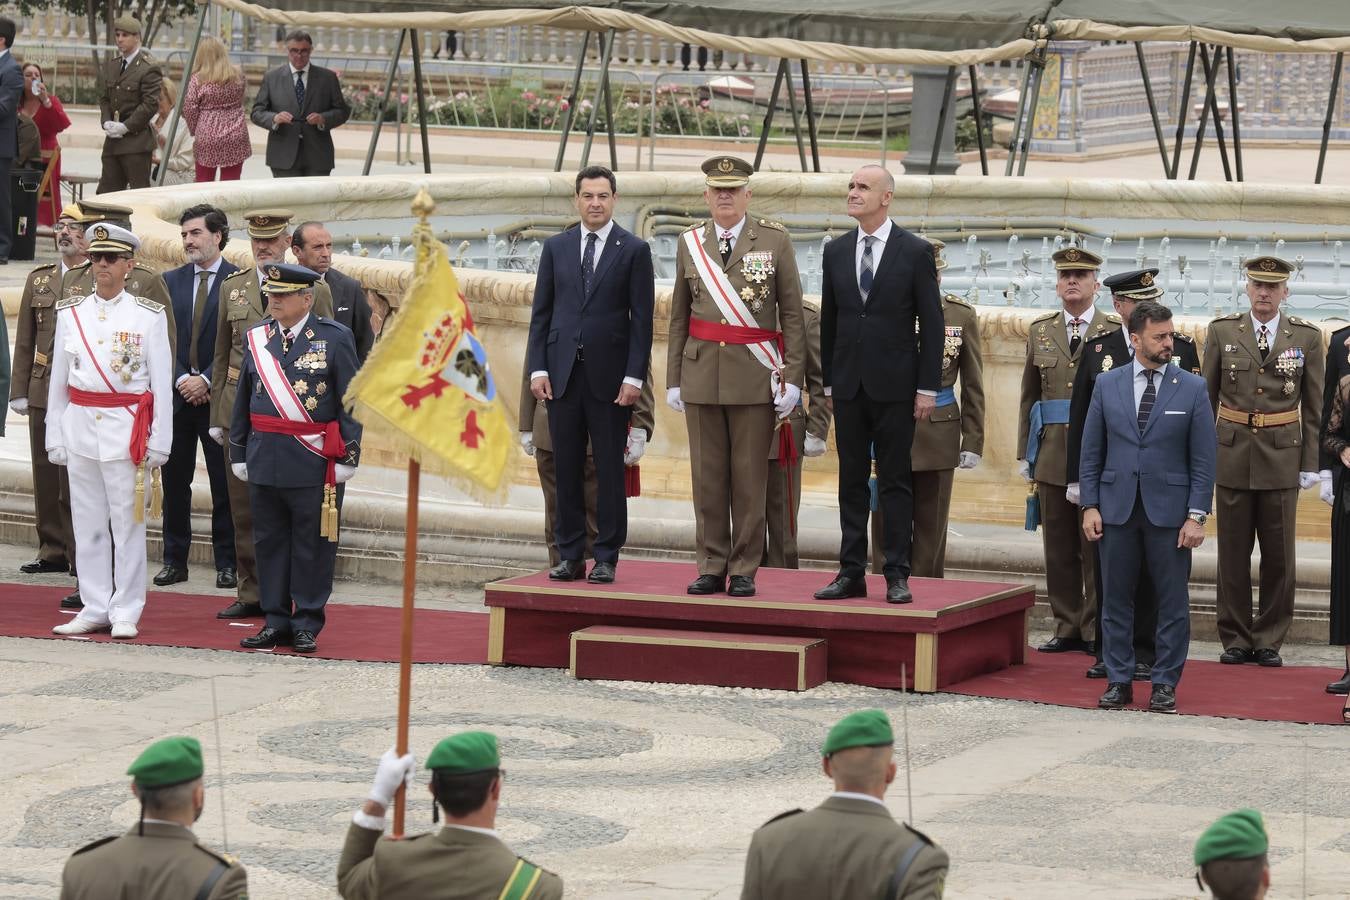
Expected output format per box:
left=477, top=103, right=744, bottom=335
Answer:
left=1199, top=855, right=1269, bottom=900
left=1194, top=809, right=1270, bottom=900
left=828, top=745, right=893, bottom=792
left=427, top=731, right=501, bottom=820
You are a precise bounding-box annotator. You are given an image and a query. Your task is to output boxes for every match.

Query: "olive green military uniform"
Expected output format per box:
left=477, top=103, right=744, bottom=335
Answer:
left=668, top=218, right=806, bottom=579
left=1203, top=309, right=1324, bottom=654
left=1018, top=307, right=1113, bottom=641
left=765, top=301, right=829, bottom=568
left=61, top=822, right=247, bottom=900
left=338, top=825, right=562, bottom=899
left=97, top=38, right=163, bottom=194
left=63, top=259, right=178, bottom=358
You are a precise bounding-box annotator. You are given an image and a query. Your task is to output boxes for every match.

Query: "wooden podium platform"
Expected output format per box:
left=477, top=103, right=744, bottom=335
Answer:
left=485, top=561, right=1034, bottom=691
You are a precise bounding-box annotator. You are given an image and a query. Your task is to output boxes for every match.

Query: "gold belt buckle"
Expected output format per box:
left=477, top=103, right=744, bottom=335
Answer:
left=1250, top=412, right=1264, bottom=427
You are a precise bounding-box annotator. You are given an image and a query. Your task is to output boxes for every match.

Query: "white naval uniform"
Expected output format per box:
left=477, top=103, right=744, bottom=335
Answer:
left=45, top=291, right=173, bottom=628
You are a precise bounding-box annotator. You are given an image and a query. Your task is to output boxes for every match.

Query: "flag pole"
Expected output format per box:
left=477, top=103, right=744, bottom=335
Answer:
left=392, top=457, right=420, bottom=836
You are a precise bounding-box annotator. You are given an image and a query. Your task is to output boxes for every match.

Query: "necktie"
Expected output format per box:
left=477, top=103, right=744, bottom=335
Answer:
left=282, top=330, right=293, bottom=356
left=1258, top=325, right=1270, bottom=359
left=720, top=230, right=733, bottom=264
left=1069, top=318, right=1082, bottom=356
left=1138, top=368, right=1156, bottom=434
left=859, top=235, right=875, bottom=301
left=120, top=57, right=128, bottom=74
left=189, top=271, right=209, bottom=371
left=582, top=231, right=597, bottom=294
left=295, top=70, right=306, bottom=108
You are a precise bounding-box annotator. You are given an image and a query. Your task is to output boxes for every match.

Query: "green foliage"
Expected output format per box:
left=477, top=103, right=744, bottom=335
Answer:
left=955, top=113, right=992, bottom=152
left=14, top=0, right=197, bottom=48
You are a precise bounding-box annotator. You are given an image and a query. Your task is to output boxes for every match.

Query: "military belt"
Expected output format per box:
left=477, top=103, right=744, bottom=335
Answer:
left=1217, top=404, right=1299, bottom=428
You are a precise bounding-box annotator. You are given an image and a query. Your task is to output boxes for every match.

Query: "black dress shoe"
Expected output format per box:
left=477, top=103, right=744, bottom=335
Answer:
left=292, top=631, right=318, bottom=653
left=885, top=576, right=913, bottom=604
left=1327, top=669, right=1350, bottom=695
left=1149, top=683, right=1177, bottom=713
left=240, top=626, right=291, bottom=649
left=153, top=565, right=189, bottom=587
left=587, top=561, right=616, bottom=584
left=60, top=591, right=83, bottom=610
left=21, top=558, right=69, bottom=574
left=813, top=574, right=867, bottom=600
left=216, top=567, right=238, bottom=589
left=548, top=560, right=585, bottom=581
left=217, top=600, right=264, bottom=619
left=687, top=574, right=725, bottom=595
left=1254, top=648, right=1283, bottom=668
left=1038, top=636, right=1088, bottom=653
left=727, top=575, right=756, bottom=597
left=1098, top=682, right=1133, bottom=709
left=1085, top=661, right=1107, bottom=679
left=1133, top=663, right=1153, bottom=682
left=1084, top=641, right=1098, bottom=656
left=1219, top=647, right=1252, bottom=664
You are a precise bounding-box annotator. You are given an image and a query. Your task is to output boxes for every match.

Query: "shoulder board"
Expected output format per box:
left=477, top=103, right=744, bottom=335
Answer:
left=760, top=808, right=804, bottom=828
left=801, top=297, right=821, bottom=313
left=757, top=218, right=787, bottom=232
left=1211, top=312, right=1242, bottom=322
left=136, top=296, right=165, bottom=313
left=1172, top=331, right=1195, bottom=343
left=1288, top=315, right=1319, bottom=329
left=1104, top=313, right=1121, bottom=323
left=942, top=292, right=972, bottom=308
left=71, top=834, right=119, bottom=856
left=685, top=220, right=706, bottom=233
left=1031, top=310, right=1059, bottom=323
left=56, top=295, right=85, bottom=310
left=222, top=268, right=250, bottom=280
left=192, top=843, right=239, bottom=866
left=70, top=259, right=91, bottom=271
left=133, top=263, right=158, bottom=273
left=30, top=262, right=58, bottom=273
left=904, top=823, right=936, bottom=845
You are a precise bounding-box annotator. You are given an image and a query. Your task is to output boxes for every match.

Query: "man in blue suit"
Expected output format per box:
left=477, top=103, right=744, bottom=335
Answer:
left=1080, top=301, right=1217, bottom=713
left=526, top=166, right=655, bottom=584
left=154, top=205, right=240, bottom=590
left=0, top=16, right=25, bottom=264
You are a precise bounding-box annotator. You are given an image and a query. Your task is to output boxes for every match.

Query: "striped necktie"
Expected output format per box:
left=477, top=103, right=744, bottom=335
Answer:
left=859, top=235, right=875, bottom=301
left=1138, top=368, right=1156, bottom=434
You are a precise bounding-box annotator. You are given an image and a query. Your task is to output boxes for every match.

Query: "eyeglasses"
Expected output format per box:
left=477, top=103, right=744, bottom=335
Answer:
left=90, top=252, right=131, bottom=263
left=55, top=222, right=84, bottom=232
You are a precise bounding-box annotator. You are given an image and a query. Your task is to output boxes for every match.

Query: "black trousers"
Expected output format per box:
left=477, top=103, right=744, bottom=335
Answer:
left=0, top=154, right=11, bottom=260
left=547, top=357, right=631, bottom=564
left=250, top=482, right=335, bottom=635
left=161, top=402, right=235, bottom=569
left=835, top=392, right=916, bottom=579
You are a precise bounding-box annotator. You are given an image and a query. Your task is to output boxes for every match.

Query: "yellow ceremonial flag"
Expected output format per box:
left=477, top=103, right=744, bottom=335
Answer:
left=346, top=189, right=513, bottom=498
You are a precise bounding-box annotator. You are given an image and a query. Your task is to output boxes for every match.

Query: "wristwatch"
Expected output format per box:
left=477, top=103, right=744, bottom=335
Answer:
left=1187, top=512, right=1208, bottom=525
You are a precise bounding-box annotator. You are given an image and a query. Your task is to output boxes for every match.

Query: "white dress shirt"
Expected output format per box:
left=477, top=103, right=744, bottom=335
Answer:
left=714, top=216, right=747, bottom=253
left=1065, top=311, right=1091, bottom=348
left=829, top=791, right=887, bottom=807
left=855, top=217, right=892, bottom=284
left=1250, top=310, right=1280, bottom=348
left=1131, top=358, right=1163, bottom=415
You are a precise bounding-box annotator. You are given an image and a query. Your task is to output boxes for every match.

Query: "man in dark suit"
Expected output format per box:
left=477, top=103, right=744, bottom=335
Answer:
left=96, top=16, right=161, bottom=194
left=526, top=166, right=655, bottom=584
left=0, top=16, right=24, bottom=265
left=292, top=221, right=374, bottom=363
left=251, top=30, right=350, bottom=178
left=154, top=205, right=238, bottom=590
left=815, top=165, right=943, bottom=604
left=1080, top=301, right=1217, bottom=713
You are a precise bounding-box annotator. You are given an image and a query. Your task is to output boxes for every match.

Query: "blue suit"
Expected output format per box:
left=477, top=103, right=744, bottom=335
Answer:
left=1080, top=360, right=1217, bottom=686
left=526, top=222, right=654, bottom=564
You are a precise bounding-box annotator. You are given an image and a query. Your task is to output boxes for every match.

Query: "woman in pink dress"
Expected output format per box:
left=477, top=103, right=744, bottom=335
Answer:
left=181, top=36, right=252, bottom=181
left=20, top=62, right=70, bottom=226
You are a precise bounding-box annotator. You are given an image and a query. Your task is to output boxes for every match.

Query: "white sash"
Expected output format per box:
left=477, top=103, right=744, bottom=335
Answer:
left=682, top=227, right=783, bottom=373
left=246, top=324, right=325, bottom=458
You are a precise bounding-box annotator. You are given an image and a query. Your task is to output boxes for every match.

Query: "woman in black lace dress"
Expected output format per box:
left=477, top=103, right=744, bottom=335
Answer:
left=1318, top=374, right=1350, bottom=706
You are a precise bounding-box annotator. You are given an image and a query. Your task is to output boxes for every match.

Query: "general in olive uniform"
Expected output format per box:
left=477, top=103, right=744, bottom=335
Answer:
left=1202, top=256, right=1324, bottom=667
left=339, top=731, right=563, bottom=900
left=741, top=710, right=947, bottom=900
left=666, top=156, right=806, bottom=597
left=96, top=15, right=162, bottom=194
left=62, top=737, right=247, bottom=900
left=1018, top=247, right=1111, bottom=652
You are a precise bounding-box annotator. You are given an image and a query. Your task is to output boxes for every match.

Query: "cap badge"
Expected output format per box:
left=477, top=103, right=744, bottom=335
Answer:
left=717, top=158, right=734, bottom=173
left=93, top=226, right=109, bottom=241
left=1260, top=258, right=1276, bottom=271
left=1065, top=248, right=1081, bottom=262
left=1140, top=272, right=1154, bottom=286
left=266, top=265, right=281, bottom=279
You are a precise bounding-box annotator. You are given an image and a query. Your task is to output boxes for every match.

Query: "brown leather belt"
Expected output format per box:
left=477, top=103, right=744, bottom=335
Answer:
left=1217, top=404, right=1299, bottom=428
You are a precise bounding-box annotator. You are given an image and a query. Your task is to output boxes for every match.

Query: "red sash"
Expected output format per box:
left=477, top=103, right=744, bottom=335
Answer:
left=689, top=316, right=785, bottom=355
left=250, top=413, right=344, bottom=489
left=68, top=386, right=154, bottom=466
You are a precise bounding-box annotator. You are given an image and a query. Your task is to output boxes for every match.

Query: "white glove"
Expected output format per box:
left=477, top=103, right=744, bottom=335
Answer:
left=335, top=463, right=356, bottom=484
left=367, top=748, right=417, bottom=807
left=103, top=120, right=127, bottom=138
left=1299, top=471, right=1320, bottom=491
left=9, top=397, right=28, bottom=416
left=48, top=447, right=68, bottom=466
left=774, top=383, right=802, bottom=417
left=666, top=387, right=685, bottom=412
left=1065, top=482, right=1081, bottom=506
left=519, top=432, right=535, bottom=457
left=209, top=427, right=225, bottom=446
left=958, top=451, right=981, bottom=470
left=1018, top=459, right=1032, bottom=482
left=803, top=433, right=828, bottom=457
left=624, top=430, right=647, bottom=465
left=231, top=462, right=248, bottom=482
left=145, top=450, right=169, bottom=470
left=1321, top=470, right=1335, bottom=507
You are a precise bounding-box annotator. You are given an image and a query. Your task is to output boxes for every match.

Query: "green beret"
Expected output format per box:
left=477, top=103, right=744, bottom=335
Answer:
left=822, top=709, right=894, bottom=756
left=426, top=731, right=500, bottom=774
left=127, top=736, right=203, bottom=788
left=1194, top=809, right=1269, bottom=866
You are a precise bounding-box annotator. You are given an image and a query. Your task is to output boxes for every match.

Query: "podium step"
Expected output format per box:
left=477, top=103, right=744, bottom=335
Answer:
left=569, top=625, right=827, bottom=691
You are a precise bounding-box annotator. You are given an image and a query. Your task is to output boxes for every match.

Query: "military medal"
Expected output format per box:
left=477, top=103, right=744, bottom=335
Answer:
left=1101, top=354, right=1113, bottom=372
left=304, top=396, right=318, bottom=411
left=1283, top=380, right=1295, bottom=395
left=740, top=286, right=755, bottom=302
left=293, top=379, right=309, bottom=395
left=741, top=251, right=775, bottom=284
left=942, top=326, right=963, bottom=371
left=315, top=383, right=327, bottom=396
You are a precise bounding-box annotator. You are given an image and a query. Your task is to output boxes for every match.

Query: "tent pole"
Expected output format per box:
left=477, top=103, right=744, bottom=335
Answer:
left=1170, top=41, right=1198, bottom=180
left=1003, top=57, right=1034, bottom=176
left=158, top=0, right=210, bottom=187
left=554, top=31, right=591, bottom=172
left=1317, top=52, right=1343, bottom=184
left=967, top=64, right=988, bottom=176
left=1134, top=42, right=1170, bottom=179
left=929, top=65, right=956, bottom=176
left=1016, top=52, right=1045, bottom=177
left=365, top=29, right=407, bottom=176
left=581, top=29, right=616, bottom=168
left=1225, top=46, right=1243, bottom=182
left=410, top=30, right=432, bottom=174
left=783, top=61, right=808, bottom=172
left=1187, top=45, right=1223, bottom=181
left=1199, top=45, right=1232, bottom=181
left=601, top=50, right=618, bottom=170
left=754, top=59, right=788, bottom=172
left=798, top=59, right=821, bottom=172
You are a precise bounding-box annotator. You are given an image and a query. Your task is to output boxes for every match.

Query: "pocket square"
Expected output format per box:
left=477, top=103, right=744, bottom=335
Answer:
left=1164, top=410, right=1185, bottom=415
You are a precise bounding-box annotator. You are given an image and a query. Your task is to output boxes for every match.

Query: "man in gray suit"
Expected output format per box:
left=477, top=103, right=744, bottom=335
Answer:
left=292, top=221, right=373, bottom=363
left=1080, top=300, right=1217, bottom=714
left=0, top=16, right=25, bottom=264
left=250, top=30, right=350, bottom=178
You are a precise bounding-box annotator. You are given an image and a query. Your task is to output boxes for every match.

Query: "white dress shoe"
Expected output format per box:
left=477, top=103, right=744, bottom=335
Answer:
left=110, top=623, right=139, bottom=639
left=53, top=619, right=109, bottom=635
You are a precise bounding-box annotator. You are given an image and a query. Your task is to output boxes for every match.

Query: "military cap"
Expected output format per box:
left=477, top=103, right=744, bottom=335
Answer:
left=822, top=709, right=894, bottom=756
left=244, top=209, right=295, bottom=239
left=1103, top=267, right=1162, bottom=301
left=260, top=262, right=320, bottom=294
left=702, top=155, right=753, bottom=189
left=925, top=237, right=948, bottom=271
left=127, top=736, right=203, bottom=788
left=1194, top=809, right=1269, bottom=866
left=427, top=731, right=500, bottom=774
left=59, top=203, right=94, bottom=223
left=85, top=222, right=140, bottom=255
left=1245, top=255, right=1293, bottom=284
left=1052, top=246, right=1103, bottom=271
left=77, top=199, right=134, bottom=226
left=113, top=14, right=142, bottom=34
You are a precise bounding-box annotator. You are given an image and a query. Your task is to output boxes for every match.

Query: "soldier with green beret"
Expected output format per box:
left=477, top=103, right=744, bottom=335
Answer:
left=1194, top=808, right=1271, bottom=899
left=338, top=732, right=563, bottom=900
left=61, top=736, right=248, bottom=899
left=741, top=710, right=948, bottom=899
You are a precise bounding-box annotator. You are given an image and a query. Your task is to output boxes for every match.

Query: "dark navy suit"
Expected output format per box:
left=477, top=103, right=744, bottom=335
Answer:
left=0, top=48, right=24, bottom=262
left=324, top=266, right=374, bottom=364
left=526, top=221, right=654, bottom=564
left=1080, top=361, right=1217, bottom=687
left=160, top=259, right=239, bottom=571
left=229, top=315, right=361, bottom=636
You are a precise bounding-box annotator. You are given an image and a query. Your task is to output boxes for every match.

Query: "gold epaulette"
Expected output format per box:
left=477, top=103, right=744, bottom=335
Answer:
left=221, top=268, right=250, bottom=280
left=1288, top=315, right=1319, bottom=329
left=1105, top=313, right=1122, bottom=323
left=942, top=292, right=972, bottom=308
left=757, top=218, right=787, bottom=231
left=135, top=296, right=165, bottom=313
left=56, top=294, right=84, bottom=309
left=1211, top=312, right=1243, bottom=322
left=1031, top=310, right=1060, bottom=324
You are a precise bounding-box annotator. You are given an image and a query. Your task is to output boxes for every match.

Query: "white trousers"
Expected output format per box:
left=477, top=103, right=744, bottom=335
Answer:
left=66, top=452, right=147, bottom=626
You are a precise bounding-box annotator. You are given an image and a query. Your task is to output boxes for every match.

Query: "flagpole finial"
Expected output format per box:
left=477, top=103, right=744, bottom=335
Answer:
left=412, top=188, right=436, bottom=222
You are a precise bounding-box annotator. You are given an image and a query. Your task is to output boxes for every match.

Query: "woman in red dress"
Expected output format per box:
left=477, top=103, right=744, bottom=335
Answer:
left=20, top=62, right=70, bottom=227
left=181, top=36, right=253, bottom=181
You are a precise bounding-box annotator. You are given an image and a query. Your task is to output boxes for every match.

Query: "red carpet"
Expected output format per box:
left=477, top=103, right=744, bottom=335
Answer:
left=0, top=583, right=488, bottom=664
left=947, top=647, right=1349, bottom=725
